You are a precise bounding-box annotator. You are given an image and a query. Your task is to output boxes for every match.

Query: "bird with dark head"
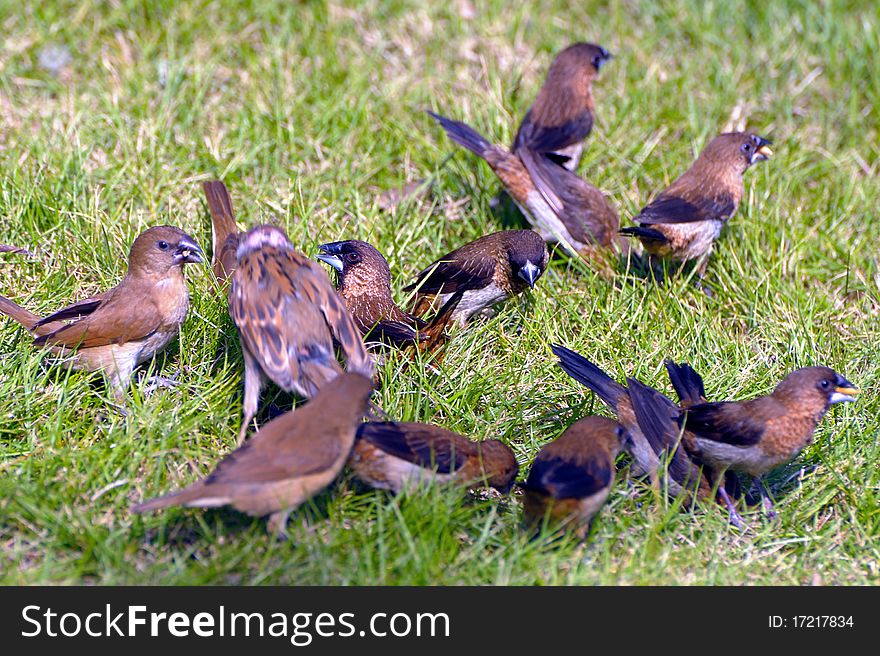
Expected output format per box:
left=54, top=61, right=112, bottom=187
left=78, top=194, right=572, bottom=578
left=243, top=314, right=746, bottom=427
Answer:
left=680, top=366, right=858, bottom=522
left=404, top=230, right=548, bottom=325
left=551, top=344, right=740, bottom=506
left=229, top=225, right=374, bottom=444
left=620, top=131, right=772, bottom=281
left=350, top=421, right=518, bottom=494
left=427, top=111, right=621, bottom=268
left=132, top=372, right=375, bottom=537
left=316, top=239, right=461, bottom=353
left=520, top=416, right=629, bottom=538
left=513, top=42, right=613, bottom=171
left=0, top=225, right=203, bottom=400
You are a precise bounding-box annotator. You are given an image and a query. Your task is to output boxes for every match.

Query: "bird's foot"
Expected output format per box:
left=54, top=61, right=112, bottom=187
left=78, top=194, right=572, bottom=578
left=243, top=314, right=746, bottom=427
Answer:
left=140, top=371, right=181, bottom=395
left=761, top=495, right=778, bottom=521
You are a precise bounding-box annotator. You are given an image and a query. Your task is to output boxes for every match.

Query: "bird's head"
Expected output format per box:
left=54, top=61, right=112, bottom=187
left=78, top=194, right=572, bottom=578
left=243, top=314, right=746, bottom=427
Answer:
left=128, top=225, right=203, bottom=277
left=316, top=240, right=392, bottom=293
left=773, top=366, right=859, bottom=412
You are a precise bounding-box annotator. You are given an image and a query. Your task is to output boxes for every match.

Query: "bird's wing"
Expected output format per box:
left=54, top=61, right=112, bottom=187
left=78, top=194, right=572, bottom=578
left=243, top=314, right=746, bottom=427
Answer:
left=522, top=455, right=611, bottom=500
left=513, top=108, right=594, bottom=156
left=681, top=401, right=768, bottom=447
left=357, top=422, right=470, bottom=473
left=636, top=192, right=736, bottom=226
left=403, top=252, right=494, bottom=295
left=35, top=289, right=113, bottom=326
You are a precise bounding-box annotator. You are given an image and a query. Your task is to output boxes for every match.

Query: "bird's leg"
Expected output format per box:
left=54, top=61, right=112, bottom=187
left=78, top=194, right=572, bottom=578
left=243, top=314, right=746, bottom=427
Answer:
left=239, top=348, right=263, bottom=445
left=718, top=485, right=746, bottom=529
left=694, top=255, right=713, bottom=297
left=141, top=370, right=181, bottom=395
left=758, top=477, right=778, bottom=520
left=267, top=509, right=292, bottom=539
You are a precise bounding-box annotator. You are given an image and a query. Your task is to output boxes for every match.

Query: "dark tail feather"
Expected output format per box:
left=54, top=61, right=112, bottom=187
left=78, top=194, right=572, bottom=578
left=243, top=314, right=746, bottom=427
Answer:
left=203, top=180, right=240, bottom=289
left=665, top=360, right=706, bottom=408
left=0, top=294, right=53, bottom=335
left=551, top=344, right=625, bottom=409
left=427, top=110, right=493, bottom=159
left=620, top=225, right=668, bottom=245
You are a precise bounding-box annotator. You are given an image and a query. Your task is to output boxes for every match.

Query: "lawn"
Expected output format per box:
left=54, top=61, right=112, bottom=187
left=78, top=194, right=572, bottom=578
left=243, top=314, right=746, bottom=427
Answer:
left=0, top=0, right=878, bottom=585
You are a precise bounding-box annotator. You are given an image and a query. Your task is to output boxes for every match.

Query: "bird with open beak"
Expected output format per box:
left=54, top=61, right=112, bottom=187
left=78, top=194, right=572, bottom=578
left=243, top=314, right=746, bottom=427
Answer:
left=316, top=239, right=462, bottom=354
left=513, top=42, right=613, bottom=171
left=620, top=132, right=772, bottom=282
left=350, top=421, right=518, bottom=494
left=404, top=230, right=548, bottom=325
left=520, top=416, right=629, bottom=538
left=0, top=225, right=203, bottom=400
left=678, top=366, right=858, bottom=524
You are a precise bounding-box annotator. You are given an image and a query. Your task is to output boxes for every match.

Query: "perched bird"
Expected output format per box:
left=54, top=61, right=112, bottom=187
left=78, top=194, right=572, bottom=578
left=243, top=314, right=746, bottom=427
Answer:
left=428, top=111, right=621, bottom=265
left=202, top=179, right=241, bottom=290
left=512, top=42, right=613, bottom=171
left=520, top=416, right=629, bottom=537
left=678, top=366, right=858, bottom=521
left=0, top=226, right=203, bottom=400
left=132, top=372, right=374, bottom=536
left=620, top=132, right=772, bottom=279
left=551, top=344, right=736, bottom=503
left=350, top=421, right=518, bottom=493
left=316, top=239, right=462, bottom=353
left=404, top=230, right=548, bottom=325
left=229, top=225, right=374, bottom=444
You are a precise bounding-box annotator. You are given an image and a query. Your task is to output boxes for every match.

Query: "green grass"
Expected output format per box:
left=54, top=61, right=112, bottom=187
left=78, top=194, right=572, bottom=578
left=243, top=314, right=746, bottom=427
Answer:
left=1, top=0, right=878, bottom=585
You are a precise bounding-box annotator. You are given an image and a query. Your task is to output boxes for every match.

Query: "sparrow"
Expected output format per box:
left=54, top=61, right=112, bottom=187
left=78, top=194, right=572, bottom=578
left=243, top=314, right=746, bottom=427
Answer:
left=316, top=239, right=462, bottom=354
left=229, top=224, right=374, bottom=444
left=132, top=372, right=375, bottom=536
left=0, top=226, right=203, bottom=400
left=551, top=344, right=732, bottom=503
left=512, top=42, right=613, bottom=171
left=520, top=416, right=629, bottom=537
left=678, top=366, right=858, bottom=521
left=428, top=111, right=622, bottom=265
left=620, top=132, right=772, bottom=279
left=403, top=229, right=548, bottom=325
left=349, top=421, right=518, bottom=493
left=202, top=179, right=241, bottom=290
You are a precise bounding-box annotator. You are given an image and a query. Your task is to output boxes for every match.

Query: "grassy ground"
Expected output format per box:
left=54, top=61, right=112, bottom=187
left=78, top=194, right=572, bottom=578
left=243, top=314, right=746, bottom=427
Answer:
left=0, top=0, right=878, bottom=585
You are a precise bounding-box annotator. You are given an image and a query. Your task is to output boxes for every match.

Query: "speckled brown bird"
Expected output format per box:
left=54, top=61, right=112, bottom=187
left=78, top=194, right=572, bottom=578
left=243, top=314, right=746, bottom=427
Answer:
left=520, top=416, right=629, bottom=537
left=679, top=366, right=858, bottom=521
left=229, top=225, right=374, bottom=444
left=132, top=372, right=374, bottom=536
left=316, top=239, right=462, bottom=353
left=0, top=226, right=202, bottom=400
left=552, top=344, right=734, bottom=504
left=620, top=132, right=772, bottom=279
left=203, top=179, right=241, bottom=290
left=512, top=42, right=612, bottom=171
left=428, top=111, right=621, bottom=265
left=404, top=229, right=548, bottom=325
left=349, top=421, right=518, bottom=493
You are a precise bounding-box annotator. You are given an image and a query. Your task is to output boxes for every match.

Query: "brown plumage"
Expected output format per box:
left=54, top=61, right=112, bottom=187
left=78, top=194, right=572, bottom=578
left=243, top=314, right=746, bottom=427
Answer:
left=428, top=111, right=621, bottom=266
left=679, top=366, right=858, bottom=522
left=350, top=421, right=518, bottom=493
left=512, top=42, right=612, bottom=171
left=551, top=345, right=739, bottom=505
left=520, top=416, right=628, bottom=537
left=620, top=132, right=772, bottom=278
left=404, top=230, right=548, bottom=325
left=203, top=180, right=241, bottom=290
left=229, top=225, right=375, bottom=445
left=132, top=372, right=374, bottom=536
left=0, top=226, right=203, bottom=400
left=316, top=239, right=461, bottom=355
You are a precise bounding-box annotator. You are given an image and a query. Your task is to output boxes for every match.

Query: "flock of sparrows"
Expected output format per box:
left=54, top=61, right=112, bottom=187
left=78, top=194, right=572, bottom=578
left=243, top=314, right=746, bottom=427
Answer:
left=0, top=42, right=860, bottom=538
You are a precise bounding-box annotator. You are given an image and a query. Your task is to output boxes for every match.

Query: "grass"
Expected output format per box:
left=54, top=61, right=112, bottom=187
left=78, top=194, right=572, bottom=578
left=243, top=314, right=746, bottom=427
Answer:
left=0, top=0, right=878, bottom=585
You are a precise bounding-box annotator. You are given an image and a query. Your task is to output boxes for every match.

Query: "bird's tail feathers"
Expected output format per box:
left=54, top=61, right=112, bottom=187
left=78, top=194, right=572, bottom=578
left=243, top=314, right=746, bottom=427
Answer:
left=551, top=344, right=626, bottom=409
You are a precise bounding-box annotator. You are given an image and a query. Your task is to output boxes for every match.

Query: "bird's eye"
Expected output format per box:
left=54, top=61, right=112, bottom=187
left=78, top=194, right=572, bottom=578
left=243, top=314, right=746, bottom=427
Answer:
left=741, top=143, right=753, bottom=153
left=819, top=379, right=832, bottom=390
left=347, top=252, right=360, bottom=263
left=157, top=240, right=170, bottom=251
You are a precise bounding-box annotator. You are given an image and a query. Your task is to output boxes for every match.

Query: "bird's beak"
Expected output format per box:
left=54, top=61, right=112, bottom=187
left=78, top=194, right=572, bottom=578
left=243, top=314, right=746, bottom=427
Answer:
left=517, top=261, right=541, bottom=288
left=831, top=374, right=859, bottom=404
left=316, top=243, right=345, bottom=272
left=752, top=136, right=773, bottom=163
left=174, top=238, right=204, bottom=265
left=594, top=49, right=613, bottom=71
